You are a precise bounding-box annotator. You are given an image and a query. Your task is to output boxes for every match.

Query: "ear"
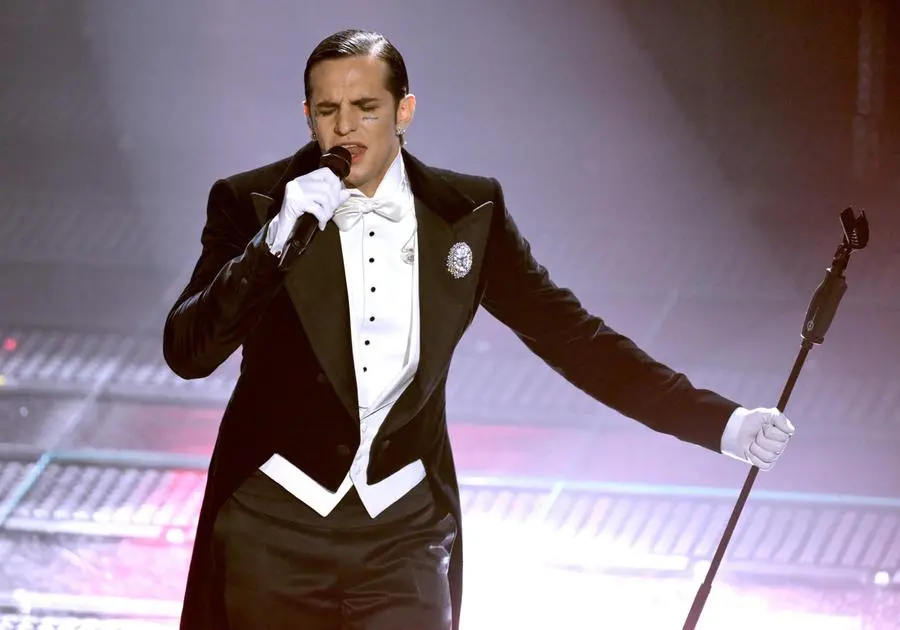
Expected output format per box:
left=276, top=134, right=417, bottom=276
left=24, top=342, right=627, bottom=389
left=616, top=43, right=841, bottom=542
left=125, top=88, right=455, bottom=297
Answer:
left=396, top=94, right=416, bottom=129
left=303, top=100, right=316, bottom=138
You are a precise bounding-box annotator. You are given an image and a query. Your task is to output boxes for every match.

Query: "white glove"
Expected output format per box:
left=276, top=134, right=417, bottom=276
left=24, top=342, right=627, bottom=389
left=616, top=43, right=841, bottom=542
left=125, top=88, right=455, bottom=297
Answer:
left=265, top=167, right=352, bottom=255
left=721, top=407, right=795, bottom=471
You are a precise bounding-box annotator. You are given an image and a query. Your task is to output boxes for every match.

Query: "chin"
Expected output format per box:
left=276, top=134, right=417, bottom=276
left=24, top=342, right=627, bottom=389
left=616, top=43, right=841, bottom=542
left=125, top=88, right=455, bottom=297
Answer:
left=344, top=170, right=363, bottom=189
left=346, top=165, right=370, bottom=187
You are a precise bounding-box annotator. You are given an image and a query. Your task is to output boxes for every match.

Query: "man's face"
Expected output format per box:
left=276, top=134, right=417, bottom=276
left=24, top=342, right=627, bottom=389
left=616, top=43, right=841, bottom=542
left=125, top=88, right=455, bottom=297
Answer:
left=305, top=55, right=414, bottom=197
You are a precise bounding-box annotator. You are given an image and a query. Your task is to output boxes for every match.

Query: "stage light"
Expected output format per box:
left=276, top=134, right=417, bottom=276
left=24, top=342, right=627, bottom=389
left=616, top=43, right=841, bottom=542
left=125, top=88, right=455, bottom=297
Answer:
left=874, top=570, right=891, bottom=587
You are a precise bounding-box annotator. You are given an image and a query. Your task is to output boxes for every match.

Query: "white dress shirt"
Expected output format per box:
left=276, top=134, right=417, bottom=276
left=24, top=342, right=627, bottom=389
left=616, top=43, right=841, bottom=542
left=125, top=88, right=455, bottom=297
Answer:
left=260, top=149, right=426, bottom=518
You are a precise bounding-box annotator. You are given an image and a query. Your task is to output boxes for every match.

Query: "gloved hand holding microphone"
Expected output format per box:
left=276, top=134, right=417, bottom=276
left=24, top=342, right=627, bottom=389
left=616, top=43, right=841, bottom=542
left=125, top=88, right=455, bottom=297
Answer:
left=266, top=167, right=352, bottom=256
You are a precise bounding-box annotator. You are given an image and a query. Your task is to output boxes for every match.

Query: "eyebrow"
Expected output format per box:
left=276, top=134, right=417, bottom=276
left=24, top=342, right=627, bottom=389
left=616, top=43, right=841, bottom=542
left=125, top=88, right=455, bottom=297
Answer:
left=315, top=97, right=381, bottom=109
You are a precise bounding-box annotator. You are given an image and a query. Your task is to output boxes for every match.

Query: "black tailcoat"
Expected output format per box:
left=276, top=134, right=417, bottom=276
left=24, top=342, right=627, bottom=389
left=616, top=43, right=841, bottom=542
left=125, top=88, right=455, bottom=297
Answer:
left=163, top=142, right=739, bottom=629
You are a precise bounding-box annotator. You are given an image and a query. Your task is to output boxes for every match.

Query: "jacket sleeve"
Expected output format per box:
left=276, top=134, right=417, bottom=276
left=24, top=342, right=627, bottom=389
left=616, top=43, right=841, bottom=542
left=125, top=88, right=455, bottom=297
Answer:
left=478, top=178, right=738, bottom=452
left=163, top=178, right=283, bottom=379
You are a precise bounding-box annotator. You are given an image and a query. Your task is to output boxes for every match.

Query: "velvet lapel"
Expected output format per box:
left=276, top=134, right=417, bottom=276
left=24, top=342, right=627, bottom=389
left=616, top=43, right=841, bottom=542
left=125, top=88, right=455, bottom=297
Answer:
left=378, top=151, right=494, bottom=434
left=250, top=143, right=359, bottom=420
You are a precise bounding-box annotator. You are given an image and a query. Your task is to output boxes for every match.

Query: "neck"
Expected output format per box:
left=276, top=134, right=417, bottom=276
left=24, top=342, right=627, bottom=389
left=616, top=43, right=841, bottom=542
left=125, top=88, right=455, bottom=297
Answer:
left=355, top=180, right=381, bottom=198
left=353, top=144, right=402, bottom=197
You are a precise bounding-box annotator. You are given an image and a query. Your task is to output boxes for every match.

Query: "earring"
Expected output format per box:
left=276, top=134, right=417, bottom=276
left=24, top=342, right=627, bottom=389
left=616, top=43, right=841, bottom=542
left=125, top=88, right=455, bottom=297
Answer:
left=310, top=128, right=318, bottom=141
left=396, top=127, right=406, bottom=136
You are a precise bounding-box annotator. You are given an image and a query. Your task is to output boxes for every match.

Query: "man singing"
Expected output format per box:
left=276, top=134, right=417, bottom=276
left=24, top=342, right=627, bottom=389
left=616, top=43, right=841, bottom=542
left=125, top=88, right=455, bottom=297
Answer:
left=163, top=28, right=795, bottom=630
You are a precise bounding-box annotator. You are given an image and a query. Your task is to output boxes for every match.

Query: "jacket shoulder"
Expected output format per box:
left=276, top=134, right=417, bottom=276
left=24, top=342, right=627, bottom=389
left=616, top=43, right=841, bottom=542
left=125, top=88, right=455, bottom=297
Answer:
left=427, top=166, right=498, bottom=203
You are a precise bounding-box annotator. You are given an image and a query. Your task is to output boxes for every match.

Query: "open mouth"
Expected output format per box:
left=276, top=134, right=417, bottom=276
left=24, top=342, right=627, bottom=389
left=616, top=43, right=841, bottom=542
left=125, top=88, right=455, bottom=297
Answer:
left=340, top=144, right=367, bottom=163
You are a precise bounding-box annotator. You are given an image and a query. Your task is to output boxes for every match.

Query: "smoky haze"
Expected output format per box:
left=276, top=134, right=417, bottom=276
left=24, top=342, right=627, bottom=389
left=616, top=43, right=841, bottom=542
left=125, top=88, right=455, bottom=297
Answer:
left=0, top=0, right=898, bottom=625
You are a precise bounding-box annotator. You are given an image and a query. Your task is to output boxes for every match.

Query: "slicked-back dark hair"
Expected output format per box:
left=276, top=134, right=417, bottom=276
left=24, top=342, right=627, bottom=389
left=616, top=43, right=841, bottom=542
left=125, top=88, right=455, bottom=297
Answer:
left=304, top=29, right=409, bottom=105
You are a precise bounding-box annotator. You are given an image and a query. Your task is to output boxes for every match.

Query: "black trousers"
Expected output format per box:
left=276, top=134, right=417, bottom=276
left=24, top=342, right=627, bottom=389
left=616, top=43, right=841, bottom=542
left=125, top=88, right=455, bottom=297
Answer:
left=213, top=469, right=457, bottom=630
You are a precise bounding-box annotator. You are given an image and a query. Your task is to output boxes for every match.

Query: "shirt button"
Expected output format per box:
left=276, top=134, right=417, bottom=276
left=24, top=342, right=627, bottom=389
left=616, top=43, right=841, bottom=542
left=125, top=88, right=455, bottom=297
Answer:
left=364, top=340, right=370, bottom=346
left=369, top=231, right=375, bottom=237
left=369, top=316, right=375, bottom=322
left=363, top=367, right=367, bottom=372
left=369, top=257, right=375, bottom=263
left=370, top=287, right=376, bottom=292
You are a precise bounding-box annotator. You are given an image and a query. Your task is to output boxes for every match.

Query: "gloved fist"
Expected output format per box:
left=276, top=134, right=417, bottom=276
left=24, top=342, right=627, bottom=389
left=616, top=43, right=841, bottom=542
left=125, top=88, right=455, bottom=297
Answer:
left=266, top=167, right=352, bottom=254
left=721, top=407, right=795, bottom=471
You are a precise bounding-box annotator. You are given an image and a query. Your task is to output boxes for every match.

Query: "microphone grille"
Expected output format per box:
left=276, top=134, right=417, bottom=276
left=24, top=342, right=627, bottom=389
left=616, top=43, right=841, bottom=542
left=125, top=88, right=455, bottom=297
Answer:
left=321, top=146, right=352, bottom=179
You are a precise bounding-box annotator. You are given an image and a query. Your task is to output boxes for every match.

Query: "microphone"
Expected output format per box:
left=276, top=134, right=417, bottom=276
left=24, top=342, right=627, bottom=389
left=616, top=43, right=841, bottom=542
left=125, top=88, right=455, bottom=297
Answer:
left=277, top=145, right=352, bottom=271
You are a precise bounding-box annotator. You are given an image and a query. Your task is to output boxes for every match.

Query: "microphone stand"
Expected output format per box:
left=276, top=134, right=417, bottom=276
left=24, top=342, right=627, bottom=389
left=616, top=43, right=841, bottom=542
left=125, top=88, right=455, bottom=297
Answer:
left=681, top=207, right=870, bottom=630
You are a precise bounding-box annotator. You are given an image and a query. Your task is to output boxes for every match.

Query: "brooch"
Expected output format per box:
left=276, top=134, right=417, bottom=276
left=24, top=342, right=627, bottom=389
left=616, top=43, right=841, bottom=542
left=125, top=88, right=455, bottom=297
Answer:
left=446, top=242, right=473, bottom=279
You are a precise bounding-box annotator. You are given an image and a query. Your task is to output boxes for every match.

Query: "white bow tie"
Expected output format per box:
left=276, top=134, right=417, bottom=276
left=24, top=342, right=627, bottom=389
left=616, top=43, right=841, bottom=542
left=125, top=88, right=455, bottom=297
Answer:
left=332, top=195, right=406, bottom=231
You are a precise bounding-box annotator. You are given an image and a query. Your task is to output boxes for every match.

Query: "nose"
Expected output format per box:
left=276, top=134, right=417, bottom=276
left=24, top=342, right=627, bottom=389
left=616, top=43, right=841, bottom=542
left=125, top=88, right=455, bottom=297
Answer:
left=334, top=105, right=355, bottom=136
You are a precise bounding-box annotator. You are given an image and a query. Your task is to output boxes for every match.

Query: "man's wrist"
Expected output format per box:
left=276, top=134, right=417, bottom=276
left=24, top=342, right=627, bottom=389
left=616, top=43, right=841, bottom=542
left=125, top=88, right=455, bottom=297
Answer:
left=720, top=406, right=751, bottom=462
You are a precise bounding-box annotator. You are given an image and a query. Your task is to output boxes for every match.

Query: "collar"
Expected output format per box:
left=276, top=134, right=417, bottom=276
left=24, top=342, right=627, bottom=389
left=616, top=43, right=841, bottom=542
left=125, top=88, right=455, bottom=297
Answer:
left=264, top=142, right=478, bottom=227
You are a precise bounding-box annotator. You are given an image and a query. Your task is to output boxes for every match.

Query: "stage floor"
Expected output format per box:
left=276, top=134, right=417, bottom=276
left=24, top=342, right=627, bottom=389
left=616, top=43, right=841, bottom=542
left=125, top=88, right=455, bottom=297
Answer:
left=0, top=411, right=898, bottom=628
